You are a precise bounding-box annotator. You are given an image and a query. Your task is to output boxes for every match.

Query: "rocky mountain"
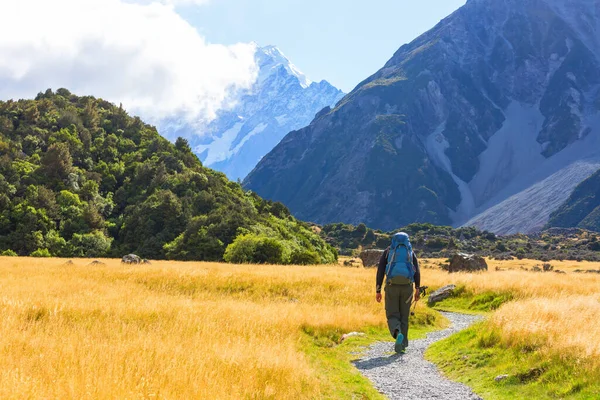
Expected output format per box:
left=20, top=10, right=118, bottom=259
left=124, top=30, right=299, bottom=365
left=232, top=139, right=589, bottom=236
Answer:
left=245, top=0, right=600, bottom=234
left=547, top=169, right=600, bottom=231
left=161, top=45, right=344, bottom=181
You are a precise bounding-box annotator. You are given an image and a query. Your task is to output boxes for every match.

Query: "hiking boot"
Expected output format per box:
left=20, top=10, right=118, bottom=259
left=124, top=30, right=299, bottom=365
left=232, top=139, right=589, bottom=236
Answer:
left=394, top=333, right=405, bottom=353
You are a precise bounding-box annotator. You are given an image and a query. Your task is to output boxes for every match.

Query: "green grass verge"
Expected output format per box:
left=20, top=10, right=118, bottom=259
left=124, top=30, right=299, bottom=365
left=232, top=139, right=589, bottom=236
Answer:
left=430, top=285, right=513, bottom=314
left=426, top=324, right=600, bottom=400
left=300, top=308, right=448, bottom=399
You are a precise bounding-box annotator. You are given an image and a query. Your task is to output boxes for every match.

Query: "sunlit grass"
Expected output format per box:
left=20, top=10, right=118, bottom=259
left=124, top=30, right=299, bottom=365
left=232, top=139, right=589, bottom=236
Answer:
left=0, top=257, right=441, bottom=399
left=421, top=258, right=600, bottom=399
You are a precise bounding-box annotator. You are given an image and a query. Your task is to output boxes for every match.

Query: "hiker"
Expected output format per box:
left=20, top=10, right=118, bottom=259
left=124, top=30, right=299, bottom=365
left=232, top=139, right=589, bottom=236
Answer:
left=375, top=232, right=421, bottom=353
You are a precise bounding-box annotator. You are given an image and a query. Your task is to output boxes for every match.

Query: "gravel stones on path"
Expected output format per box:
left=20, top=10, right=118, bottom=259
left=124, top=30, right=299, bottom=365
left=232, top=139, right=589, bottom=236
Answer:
left=353, top=312, right=483, bottom=400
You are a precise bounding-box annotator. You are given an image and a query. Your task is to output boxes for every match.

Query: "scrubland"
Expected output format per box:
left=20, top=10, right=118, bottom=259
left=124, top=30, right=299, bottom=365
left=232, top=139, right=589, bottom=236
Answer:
left=1, top=256, right=598, bottom=399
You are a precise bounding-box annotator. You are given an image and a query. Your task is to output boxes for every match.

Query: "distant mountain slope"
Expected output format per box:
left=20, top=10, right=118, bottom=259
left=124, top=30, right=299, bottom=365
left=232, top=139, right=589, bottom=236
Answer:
left=161, top=45, right=344, bottom=181
left=245, top=0, right=600, bottom=233
left=0, top=89, right=337, bottom=263
left=547, top=168, right=600, bottom=232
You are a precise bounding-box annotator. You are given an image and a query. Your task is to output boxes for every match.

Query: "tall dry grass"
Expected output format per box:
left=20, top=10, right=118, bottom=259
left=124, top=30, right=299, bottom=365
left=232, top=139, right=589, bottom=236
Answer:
left=0, top=257, right=403, bottom=399
left=422, top=259, right=600, bottom=371
left=1, top=256, right=598, bottom=398
left=489, top=295, right=600, bottom=366
left=422, top=264, right=600, bottom=298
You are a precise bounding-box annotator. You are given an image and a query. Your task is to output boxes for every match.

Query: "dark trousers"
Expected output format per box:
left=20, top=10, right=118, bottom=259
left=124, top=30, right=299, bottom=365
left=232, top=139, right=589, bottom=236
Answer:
left=384, top=283, right=413, bottom=348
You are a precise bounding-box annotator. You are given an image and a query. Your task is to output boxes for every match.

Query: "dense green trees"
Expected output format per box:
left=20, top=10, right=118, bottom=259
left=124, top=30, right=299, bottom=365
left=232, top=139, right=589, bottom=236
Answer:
left=0, top=89, right=337, bottom=264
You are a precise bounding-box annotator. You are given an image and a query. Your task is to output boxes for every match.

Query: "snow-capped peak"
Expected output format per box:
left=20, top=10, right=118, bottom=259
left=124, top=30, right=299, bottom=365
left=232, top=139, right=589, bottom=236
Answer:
left=255, top=44, right=313, bottom=89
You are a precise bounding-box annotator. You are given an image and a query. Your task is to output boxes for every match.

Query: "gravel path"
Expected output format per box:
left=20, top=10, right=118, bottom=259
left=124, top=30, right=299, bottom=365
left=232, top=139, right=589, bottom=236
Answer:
left=353, top=312, right=483, bottom=400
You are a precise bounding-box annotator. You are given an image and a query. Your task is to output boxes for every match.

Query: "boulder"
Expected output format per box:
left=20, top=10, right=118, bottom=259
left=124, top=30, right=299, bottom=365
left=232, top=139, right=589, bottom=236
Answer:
left=122, top=254, right=142, bottom=264
left=359, top=249, right=384, bottom=268
left=449, top=253, right=488, bottom=273
left=428, top=284, right=456, bottom=305
left=339, top=332, right=366, bottom=343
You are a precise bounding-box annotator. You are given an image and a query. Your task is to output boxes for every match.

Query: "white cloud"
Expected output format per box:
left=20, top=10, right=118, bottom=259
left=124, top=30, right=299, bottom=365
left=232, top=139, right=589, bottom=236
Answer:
left=0, top=0, right=258, bottom=124
left=130, top=0, right=211, bottom=6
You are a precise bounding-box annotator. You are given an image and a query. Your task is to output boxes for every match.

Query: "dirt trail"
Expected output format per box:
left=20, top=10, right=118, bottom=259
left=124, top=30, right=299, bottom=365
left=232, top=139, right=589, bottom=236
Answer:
left=354, top=312, right=483, bottom=400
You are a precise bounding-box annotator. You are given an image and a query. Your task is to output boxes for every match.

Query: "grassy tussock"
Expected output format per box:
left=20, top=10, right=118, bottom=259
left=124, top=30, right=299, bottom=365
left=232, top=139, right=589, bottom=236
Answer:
left=0, top=257, right=439, bottom=399
left=489, top=295, right=600, bottom=366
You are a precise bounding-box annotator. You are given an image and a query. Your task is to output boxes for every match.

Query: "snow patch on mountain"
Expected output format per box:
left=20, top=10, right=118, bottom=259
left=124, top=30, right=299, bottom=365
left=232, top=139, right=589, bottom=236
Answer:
left=196, top=121, right=243, bottom=165
left=230, top=122, right=267, bottom=155
left=257, top=45, right=312, bottom=89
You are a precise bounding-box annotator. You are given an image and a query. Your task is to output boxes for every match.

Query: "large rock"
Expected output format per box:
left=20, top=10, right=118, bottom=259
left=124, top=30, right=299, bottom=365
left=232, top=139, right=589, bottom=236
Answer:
left=428, top=284, right=456, bottom=305
left=359, top=249, right=384, bottom=268
left=449, top=253, right=488, bottom=273
left=122, top=254, right=141, bottom=264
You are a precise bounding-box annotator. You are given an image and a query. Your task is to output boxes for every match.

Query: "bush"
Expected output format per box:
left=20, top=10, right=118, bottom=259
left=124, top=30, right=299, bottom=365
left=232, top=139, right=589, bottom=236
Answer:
left=30, top=248, right=52, bottom=257
left=254, top=238, right=285, bottom=264
left=70, top=231, right=112, bottom=257
left=1, top=249, right=17, bottom=256
left=290, top=249, right=321, bottom=265
left=224, top=234, right=285, bottom=264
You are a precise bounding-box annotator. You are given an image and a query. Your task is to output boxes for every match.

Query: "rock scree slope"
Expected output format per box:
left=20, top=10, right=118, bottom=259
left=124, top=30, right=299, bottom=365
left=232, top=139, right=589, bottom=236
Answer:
left=354, top=312, right=483, bottom=400
left=244, top=0, right=600, bottom=234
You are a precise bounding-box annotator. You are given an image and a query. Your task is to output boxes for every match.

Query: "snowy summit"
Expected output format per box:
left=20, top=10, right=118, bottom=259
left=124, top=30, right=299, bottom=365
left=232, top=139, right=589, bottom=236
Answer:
left=160, top=44, right=344, bottom=181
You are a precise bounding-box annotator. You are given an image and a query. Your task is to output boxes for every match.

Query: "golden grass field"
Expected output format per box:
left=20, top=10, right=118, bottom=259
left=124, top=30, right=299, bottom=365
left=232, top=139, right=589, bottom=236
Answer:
left=0, top=256, right=599, bottom=399
left=421, top=258, right=600, bottom=370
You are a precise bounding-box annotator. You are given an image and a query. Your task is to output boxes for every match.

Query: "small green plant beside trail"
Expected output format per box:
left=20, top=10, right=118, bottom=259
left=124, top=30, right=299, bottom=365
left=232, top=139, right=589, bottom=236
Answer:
left=430, top=285, right=514, bottom=314
left=426, top=325, right=600, bottom=400
left=301, top=306, right=446, bottom=399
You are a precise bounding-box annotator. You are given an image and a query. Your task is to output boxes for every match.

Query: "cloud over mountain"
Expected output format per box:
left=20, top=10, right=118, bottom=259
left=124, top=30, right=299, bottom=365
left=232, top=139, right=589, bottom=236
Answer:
left=0, top=0, right=257, bottom=123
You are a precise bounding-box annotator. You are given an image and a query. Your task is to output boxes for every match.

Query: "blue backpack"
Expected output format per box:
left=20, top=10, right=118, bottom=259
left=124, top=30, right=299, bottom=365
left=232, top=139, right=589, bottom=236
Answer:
left=386, top=232, right=415, bottom=283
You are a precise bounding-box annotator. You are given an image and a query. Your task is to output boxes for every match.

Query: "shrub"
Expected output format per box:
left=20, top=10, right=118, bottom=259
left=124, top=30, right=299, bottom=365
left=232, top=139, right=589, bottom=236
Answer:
left=30, top=248, right=52, bottom=257
left=70, top=231, right=112, bottom=257
left=1, top=249, right=17, bottom=256
left=290, top=249, right=321, bottom=265
left=254, top=238, right=285, bottom=264
left=224, top=234, right=285, bottom=264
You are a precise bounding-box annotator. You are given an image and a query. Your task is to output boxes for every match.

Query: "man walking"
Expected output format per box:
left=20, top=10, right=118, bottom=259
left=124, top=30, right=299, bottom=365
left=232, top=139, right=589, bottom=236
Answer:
left=375, top=232, right=421, bottom=353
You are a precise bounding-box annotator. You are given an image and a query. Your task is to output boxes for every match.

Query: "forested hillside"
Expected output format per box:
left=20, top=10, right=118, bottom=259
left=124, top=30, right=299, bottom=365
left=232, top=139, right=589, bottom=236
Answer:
left=0, top=89, right=337, bottom=263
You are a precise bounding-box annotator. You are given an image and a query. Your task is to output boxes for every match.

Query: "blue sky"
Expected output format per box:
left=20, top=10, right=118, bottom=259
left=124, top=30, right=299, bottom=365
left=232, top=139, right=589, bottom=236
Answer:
left=183, top=0, right=467, bottom=92
left=0, top=0, right=466, bottom=123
